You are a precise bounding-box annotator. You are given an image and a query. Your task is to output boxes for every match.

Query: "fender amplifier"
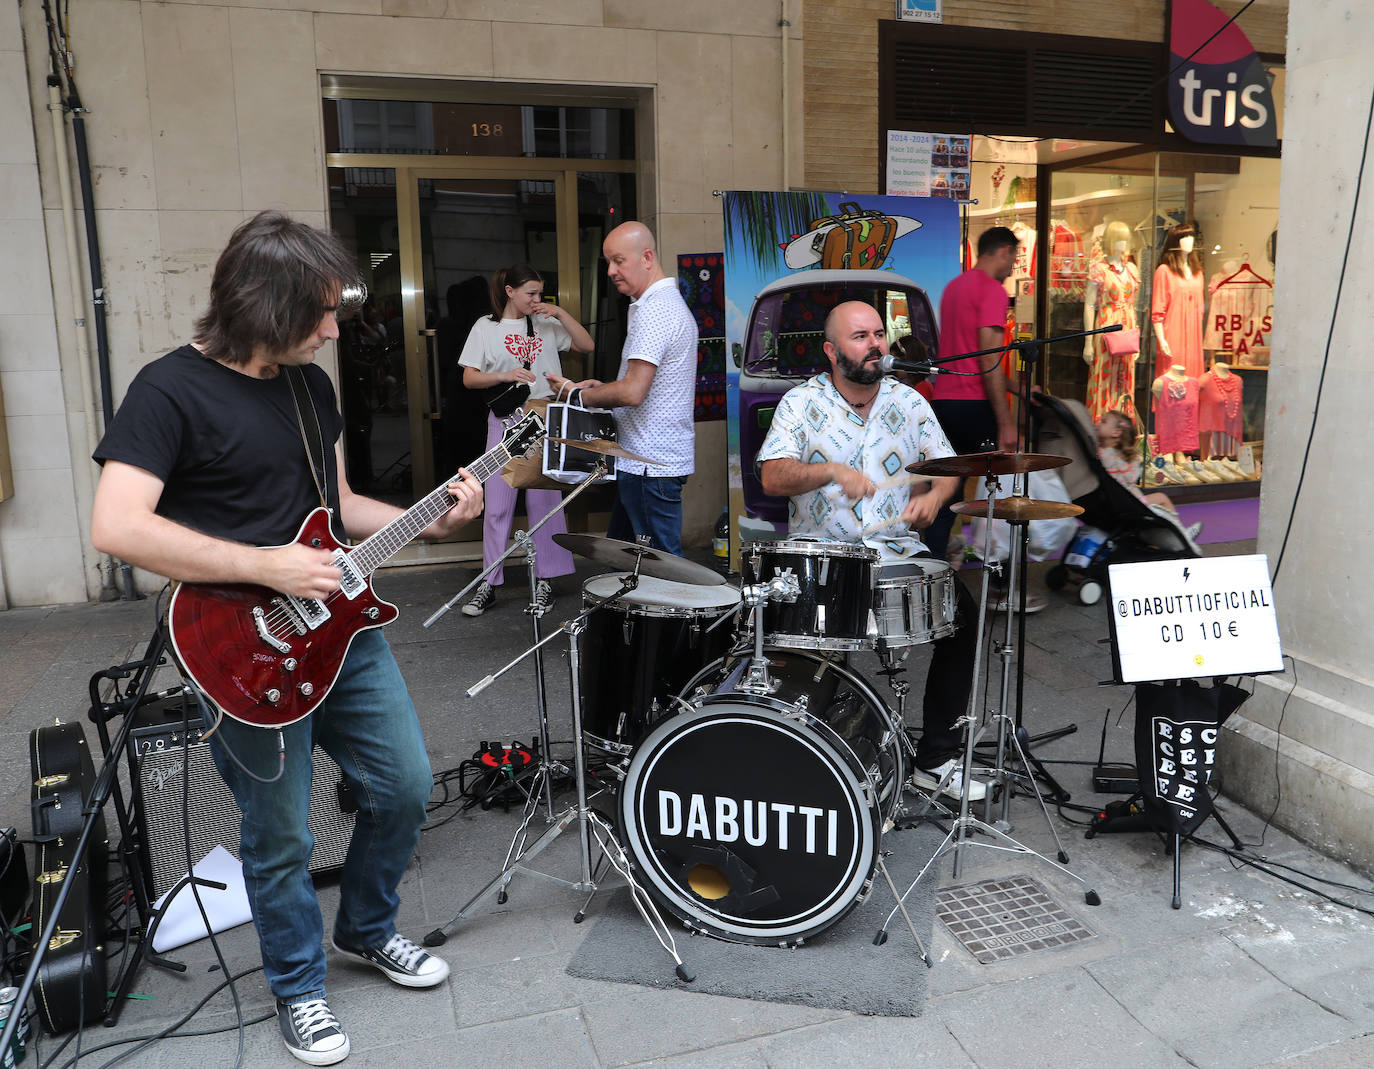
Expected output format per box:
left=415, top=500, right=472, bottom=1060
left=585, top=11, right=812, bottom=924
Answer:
left=126, top=694, right=356, bottom=900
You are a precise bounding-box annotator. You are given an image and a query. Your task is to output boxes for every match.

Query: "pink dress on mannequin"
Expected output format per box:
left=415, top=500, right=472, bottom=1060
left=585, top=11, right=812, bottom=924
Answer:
left=1151, top=266, right=1205, bottom=379
left=1154, top=375, right=1200, bottom=454
left=1086, top=259, right=1140, bottom=423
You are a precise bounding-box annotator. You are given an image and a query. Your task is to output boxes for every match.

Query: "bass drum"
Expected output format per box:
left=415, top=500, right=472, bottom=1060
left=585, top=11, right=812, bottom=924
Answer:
left=680, top=649, right=904, bottom=823
left=618, top=699, right=881, bottom=946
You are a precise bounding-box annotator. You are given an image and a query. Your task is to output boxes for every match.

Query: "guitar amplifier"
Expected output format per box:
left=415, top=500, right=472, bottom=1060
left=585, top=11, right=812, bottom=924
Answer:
left=126, top=694, right=356, bottom=900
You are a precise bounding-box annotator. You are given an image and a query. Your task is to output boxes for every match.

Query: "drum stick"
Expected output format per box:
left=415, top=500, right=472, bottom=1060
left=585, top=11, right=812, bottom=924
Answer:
left=872, top=472, right=932, bottom=491
left=859, top=518, right=908, bottom=538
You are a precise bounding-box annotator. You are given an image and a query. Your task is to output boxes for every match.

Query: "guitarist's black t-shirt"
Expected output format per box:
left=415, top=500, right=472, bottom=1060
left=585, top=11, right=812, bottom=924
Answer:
left=94, top=346, right=345, bottom=548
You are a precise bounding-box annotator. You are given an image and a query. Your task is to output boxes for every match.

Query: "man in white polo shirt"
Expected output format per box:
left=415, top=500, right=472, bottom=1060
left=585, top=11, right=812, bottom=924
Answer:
left=547, top=220, right=697, bottom=556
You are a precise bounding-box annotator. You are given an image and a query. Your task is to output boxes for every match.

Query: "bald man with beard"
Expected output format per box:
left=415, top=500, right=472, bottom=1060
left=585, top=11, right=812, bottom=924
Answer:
left=757, top=300, right=988, bottom=802
left=547, top=221, right=698, bottom=556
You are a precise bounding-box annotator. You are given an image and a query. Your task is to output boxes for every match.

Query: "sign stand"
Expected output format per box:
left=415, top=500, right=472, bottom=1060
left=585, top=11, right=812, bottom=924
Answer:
left=1099, top=555, right=1283, bottom=907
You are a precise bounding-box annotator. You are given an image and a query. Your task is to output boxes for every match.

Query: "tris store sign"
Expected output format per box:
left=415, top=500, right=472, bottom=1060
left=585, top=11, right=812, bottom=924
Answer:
left=1167, top=0, right=1277, bottom=148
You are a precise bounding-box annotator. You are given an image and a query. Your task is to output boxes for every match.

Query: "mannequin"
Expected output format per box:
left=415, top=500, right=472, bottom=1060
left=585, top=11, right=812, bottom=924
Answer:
left=1151, top=224, right=1205, bottom=379
left=1150, top=364, right=1202, bottom=483
left=1198, top=359, right=1246, bottom=477
left=1082, top=219, right=1141, bottom=422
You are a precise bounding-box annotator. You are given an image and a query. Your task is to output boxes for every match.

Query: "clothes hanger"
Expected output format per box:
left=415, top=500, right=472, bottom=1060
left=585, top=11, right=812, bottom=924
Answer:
left=1216, top=262, right=1272, bottom=287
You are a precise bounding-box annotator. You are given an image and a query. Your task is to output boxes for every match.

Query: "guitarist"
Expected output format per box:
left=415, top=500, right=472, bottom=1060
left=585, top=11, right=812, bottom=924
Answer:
left=89, top=212, right=482, bottom=1066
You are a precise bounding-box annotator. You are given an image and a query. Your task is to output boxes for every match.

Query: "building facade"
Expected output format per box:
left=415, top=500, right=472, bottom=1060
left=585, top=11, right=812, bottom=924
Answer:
left=4, top=0, right=1372, bottom=869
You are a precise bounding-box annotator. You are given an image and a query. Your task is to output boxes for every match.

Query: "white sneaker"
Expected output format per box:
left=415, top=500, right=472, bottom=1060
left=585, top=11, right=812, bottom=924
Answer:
left=909, top=758, right=988, bottom=802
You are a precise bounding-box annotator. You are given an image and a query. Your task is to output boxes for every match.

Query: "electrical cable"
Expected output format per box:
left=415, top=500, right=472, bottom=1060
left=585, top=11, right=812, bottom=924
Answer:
left=39, top=967, right=270, bottom=1069
left=1269, top=78, right=1374, bottom=582
left=976, top=1, right=1260, bottom=148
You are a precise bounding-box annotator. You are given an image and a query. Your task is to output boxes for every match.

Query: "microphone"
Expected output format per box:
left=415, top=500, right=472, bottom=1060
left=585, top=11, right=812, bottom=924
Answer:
left=878, top=353, right=937, bottom=378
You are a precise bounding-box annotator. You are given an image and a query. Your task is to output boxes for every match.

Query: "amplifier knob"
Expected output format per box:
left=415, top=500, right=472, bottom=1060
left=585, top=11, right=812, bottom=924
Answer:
left=298, top=682, right=315, bottom=697
left=265, top=689, right=282, bottom=704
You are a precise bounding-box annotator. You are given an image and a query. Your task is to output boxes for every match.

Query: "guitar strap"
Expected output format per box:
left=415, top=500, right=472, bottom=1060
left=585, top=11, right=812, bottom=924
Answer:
left=285, top=365, right=329, bottom=508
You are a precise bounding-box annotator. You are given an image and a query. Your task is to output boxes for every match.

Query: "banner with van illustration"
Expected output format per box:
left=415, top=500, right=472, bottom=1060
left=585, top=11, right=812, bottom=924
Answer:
left=721, top=192, right=961, bottom=566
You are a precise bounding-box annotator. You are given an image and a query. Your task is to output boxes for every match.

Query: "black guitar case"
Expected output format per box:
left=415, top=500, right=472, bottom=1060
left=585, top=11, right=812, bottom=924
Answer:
left=29, top=721, right=107, bottom=1033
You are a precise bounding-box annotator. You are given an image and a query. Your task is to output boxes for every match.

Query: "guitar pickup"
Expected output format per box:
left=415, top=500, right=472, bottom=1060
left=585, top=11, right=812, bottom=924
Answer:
left=280, top=594, right=329, bottom=634
left=333, top=550, right=366, bottom=600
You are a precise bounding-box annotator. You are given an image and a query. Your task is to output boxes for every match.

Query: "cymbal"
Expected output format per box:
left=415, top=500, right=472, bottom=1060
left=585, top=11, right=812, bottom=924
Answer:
left=553, top=533, right=727, bottom=586
left=906, top=451, right=1072, bottom=478
left=951, top=496, right=1085, bottom=522
left=547, top=437, right=660, bottom=466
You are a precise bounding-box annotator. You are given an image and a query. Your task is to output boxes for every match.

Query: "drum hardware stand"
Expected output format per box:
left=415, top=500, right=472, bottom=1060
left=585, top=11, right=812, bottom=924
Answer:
left=424, top=544, right=695, bottom=983
left=736, top=566, right=800, bottom=694
left=874, top=470, right=1099, bottom=950
left=426, top=459, right=608, bottom=819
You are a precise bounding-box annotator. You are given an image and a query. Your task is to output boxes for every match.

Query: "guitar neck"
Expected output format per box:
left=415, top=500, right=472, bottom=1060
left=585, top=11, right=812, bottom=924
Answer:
left=348, top=444, right=513, bottom=576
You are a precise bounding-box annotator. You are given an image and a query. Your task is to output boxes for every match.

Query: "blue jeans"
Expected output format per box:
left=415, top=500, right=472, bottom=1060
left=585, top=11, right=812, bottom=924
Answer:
left=608, top=472, right=687, bottom=556
left=206, top=629, right=431, bottom=1002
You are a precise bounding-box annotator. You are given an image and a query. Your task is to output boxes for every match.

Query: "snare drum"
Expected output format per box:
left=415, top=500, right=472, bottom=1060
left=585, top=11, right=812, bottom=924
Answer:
left=870, top=558, right=958, bottom=649
left=742, top=539, right=877, bottom=651
left=579, top=574, right=741, bottom=754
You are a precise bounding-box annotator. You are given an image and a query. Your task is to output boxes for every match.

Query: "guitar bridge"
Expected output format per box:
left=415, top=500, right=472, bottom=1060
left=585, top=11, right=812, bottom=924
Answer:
left=252, top=605, right=293, bottom=653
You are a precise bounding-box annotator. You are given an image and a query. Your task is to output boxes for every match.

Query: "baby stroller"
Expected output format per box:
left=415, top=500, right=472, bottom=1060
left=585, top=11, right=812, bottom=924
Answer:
left=1031, top=394, right=1201, bottom=605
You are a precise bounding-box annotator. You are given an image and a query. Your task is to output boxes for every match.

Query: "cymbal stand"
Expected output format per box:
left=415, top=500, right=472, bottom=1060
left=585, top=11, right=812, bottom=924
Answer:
left=426, top=460, right=608, bottom=818
left=424, top=547, right=694, bottom=982
left=877, top=468, right=1099, bottom=947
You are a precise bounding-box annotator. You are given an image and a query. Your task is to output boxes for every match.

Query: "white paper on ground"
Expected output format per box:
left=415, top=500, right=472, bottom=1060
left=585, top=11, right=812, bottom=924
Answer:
left=150, top=844, right=253, bottom=952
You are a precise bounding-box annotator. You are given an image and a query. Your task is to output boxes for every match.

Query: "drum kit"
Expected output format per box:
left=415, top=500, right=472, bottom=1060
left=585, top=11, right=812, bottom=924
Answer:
left=422, top=437, right=1101, bottom=979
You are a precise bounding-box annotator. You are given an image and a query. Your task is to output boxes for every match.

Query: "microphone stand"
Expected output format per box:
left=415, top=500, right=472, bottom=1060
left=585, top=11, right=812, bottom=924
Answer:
left=890, top=325, right=1124, bottom=812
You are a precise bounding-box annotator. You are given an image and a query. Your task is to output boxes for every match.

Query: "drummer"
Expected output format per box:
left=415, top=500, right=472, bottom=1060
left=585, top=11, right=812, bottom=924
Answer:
left=757, top=300, right=986, bottom=801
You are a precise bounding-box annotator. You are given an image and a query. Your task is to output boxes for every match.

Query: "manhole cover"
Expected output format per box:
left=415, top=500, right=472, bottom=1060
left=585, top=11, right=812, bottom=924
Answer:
left=936, top=873, right=1096, bottom=963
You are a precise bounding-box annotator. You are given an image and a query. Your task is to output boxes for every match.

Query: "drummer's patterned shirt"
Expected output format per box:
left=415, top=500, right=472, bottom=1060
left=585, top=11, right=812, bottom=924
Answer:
left=757, top=372, right=955, bottom=560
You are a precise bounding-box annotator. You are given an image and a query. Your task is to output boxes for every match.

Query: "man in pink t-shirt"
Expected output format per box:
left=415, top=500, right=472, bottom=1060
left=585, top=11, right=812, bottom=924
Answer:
left=924, top=226, right=1018, bottom=560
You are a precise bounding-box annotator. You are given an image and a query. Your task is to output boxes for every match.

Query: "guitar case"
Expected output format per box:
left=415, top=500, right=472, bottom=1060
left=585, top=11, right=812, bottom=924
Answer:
left=29, top=721, right=107, bottom=1033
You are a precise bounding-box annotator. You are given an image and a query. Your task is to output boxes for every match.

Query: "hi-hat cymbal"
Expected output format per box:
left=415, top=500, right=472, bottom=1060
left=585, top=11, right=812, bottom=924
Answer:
left=547, top=437, right=660, bottom=466
left=553, top=533, right=727, bottom=586
left=907, top=451, right=1071, bottom=478
left=951, top=496, right=1085, bottom=523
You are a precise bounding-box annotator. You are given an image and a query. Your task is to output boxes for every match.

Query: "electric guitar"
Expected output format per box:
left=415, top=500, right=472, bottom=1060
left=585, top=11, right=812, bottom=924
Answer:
left=166, top=409, right=545, bottom=728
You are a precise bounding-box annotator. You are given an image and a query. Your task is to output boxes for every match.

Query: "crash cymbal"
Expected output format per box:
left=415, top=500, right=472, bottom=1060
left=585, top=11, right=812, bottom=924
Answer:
left=951, top=496, right=1085, bottom=523
left=547, top=437, right=660, bottom=466
left=553, top=533, right=727, bottom=586
left=906, top=451, right=1071, bottom=478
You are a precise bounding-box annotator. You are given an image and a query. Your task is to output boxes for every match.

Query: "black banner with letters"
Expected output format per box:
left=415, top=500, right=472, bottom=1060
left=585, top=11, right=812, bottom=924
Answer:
left=1133, top=680, right=1250, bottom=835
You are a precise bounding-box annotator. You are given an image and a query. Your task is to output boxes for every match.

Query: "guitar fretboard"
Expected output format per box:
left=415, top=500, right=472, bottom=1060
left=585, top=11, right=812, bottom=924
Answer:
left=347, top=434, right=522, bottom=576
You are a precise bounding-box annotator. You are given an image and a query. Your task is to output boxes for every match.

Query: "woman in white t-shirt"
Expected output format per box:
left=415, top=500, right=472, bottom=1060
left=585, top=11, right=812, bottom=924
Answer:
left=458, top=264, right=594, bottom=617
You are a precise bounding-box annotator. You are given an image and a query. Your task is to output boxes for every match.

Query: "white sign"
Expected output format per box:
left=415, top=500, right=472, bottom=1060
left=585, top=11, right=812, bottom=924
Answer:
left=897, top=0, right=942, bottom=23
left=886, top=130, right=970, bottom=199
left=1107, top=554, right=1283, bottom=683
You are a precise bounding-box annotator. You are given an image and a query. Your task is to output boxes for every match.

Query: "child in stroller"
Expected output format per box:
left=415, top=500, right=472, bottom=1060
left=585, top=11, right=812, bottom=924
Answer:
left=1032, top=394, right=1202, bottom=605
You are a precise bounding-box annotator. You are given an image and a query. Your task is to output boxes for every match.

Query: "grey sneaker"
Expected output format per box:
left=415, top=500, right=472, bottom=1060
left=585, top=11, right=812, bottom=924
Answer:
left=534, top=579, right=554, bottom=612
left=461, top=580, right=495, bottom=617
left=332, top=932, right=449, bottom=988
left=277, top=998, right=349, bottom=1066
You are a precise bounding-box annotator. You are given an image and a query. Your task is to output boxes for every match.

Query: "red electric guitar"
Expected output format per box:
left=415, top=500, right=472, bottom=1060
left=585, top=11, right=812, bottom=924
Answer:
left=167, top=410, right=545, bottom=728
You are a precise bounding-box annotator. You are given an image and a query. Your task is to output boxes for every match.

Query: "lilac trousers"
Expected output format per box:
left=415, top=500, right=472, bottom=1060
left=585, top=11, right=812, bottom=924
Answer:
left=483, top=411, right=575, bottom=585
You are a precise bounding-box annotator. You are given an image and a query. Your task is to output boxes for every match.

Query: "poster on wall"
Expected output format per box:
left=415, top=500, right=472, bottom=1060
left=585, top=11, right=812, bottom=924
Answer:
left=721, top=191, right=961, bottom=568
left=886, top=130, right=972, bottom=199
left=677, top=252, right=727, bottom=421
